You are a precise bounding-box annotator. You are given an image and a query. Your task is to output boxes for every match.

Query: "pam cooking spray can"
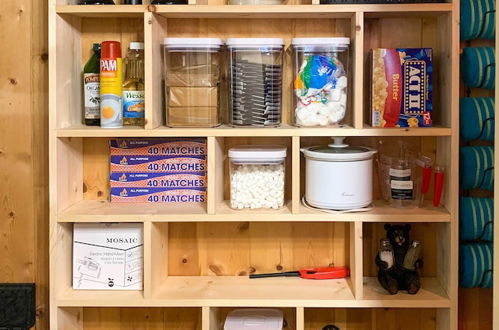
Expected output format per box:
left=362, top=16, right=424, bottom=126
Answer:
left=100, top=41, right=123, bottom=128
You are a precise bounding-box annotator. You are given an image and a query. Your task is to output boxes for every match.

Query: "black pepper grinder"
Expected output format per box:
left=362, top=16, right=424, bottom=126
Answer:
left=323, top=326, right=340, bottom=330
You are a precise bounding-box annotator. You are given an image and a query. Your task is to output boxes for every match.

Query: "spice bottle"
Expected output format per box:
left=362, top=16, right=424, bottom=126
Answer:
left=123, top=42, right=145, bottom=127
left=403, top=240, right=421, bottom=270
left=83, top=43, right=101, bottom=126
left=379, top=238, right=394, bottom=270
left=100, top=41, right=123, bottom=128
left=79, top=0, right=115, bottom=4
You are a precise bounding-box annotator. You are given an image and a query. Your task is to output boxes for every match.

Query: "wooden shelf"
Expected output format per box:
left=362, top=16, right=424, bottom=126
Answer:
left=56, top=4, right=146, bottom=17
left=57, top=199, right=450, bottom=223
left=57, top=289, right=145, bottom=307
left=56, top=276, right=449, bottom=308
left=56, top=3, right=452, bottom=18
left=50, top=0, right=460, bottom=327
left=56, top=125, right=452, bottom=138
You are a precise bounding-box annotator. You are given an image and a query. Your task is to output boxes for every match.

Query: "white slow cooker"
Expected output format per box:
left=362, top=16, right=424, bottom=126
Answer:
left=301, top=137, right=377, bottom=210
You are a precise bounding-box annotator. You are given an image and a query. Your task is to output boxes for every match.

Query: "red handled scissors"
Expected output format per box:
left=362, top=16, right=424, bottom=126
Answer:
left=249, top=266, right=350, bottom=280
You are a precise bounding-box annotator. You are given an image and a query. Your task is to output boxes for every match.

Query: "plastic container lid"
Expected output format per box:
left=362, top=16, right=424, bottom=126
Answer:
left=229, top=145, right=287, bottom=162
left=292, top=37, right=350, bottom=46
left=129, top=42, right=144, bottom=50
left=292, top=37, right=350, bottom=51
left=224, top=309, right=283, bottom=330
left=101, top=41, right=122, bottom=59
left=226, top=38, right=284, bottom=48
left=164, top=38, right=223, bottom=49
left=301, top=137, right=377, bottom=162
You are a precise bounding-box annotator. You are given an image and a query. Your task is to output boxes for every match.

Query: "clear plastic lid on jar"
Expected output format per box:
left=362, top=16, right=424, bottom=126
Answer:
left=227, top=38, right=284, bottom=127
left=292, top=37, right=350, bottom=127
left=163, top=38, right=223, bottom=128
left=228, top=145, right=287, bottom=210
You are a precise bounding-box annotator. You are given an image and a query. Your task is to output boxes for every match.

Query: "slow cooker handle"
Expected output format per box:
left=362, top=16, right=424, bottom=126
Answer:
left=328, top=136, right=348, bottom=148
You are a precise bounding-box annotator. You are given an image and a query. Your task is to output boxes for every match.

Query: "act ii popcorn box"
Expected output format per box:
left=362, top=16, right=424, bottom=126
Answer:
left=371, top=48, right=433, bottom=128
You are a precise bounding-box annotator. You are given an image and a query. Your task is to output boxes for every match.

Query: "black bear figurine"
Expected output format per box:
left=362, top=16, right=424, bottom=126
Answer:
left=375, top=224, right=423, bottom=295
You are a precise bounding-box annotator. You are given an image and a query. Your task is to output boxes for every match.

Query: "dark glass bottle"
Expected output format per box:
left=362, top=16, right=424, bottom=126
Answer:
left=79, top=0, right=115, bottom=4
left=83, top=43, right=101, bottom=126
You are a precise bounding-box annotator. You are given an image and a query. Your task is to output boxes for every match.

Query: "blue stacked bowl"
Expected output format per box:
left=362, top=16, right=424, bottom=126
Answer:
left=460, top=97, right=495, bottom=142
left=461, top=47, right=495, bottom=89
left=460, top=146, right=494, bottom=190
left=460, top=243, right=493, bottom=288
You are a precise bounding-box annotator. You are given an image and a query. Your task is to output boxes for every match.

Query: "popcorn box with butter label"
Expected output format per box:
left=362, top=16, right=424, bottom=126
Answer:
left=110, top=138, right=207, bottom=156
left=110, top=155, right=207, bottom=173
left=370, top=48, right=433, bottom=128
left=110, top=172, right=207, bottom=188
left=110, top=187, right=207, bottom=203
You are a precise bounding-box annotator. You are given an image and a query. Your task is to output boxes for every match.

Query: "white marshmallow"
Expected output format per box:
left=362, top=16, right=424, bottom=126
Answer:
left=230, top=163, right=285, bottom=210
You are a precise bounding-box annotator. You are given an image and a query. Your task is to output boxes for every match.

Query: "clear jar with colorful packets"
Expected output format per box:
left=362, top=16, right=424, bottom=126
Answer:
left=292, top=38, right=350, bottom=127
left=227, top=38, right=284, bottom=127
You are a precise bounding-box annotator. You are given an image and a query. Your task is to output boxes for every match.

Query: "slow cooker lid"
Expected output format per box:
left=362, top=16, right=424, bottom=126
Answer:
left=302, top=137, right=377, bottom=161
left=307, top=145, right=371, bottom=154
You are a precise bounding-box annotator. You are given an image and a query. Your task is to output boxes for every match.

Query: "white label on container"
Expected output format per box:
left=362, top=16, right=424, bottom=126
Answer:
left=391, top=180, right=414, bottom=190
left=389, top=168, right=411, bottom=178
left=84, top=73, right=100, bottom=119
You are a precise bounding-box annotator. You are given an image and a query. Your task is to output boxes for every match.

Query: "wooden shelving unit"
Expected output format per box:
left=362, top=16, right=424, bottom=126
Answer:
left=49, top=0, right=459, bottom=328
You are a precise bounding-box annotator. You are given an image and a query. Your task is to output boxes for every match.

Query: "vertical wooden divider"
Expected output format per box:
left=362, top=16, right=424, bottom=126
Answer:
left=350, top=221, right=363, bottom=299
left=145, top=12, right=167, bottom=129
left=352, top=12, right=364, bottom=129
left=291, top=136, right=301, bottom=213
left=447, top=2, right=460, bottom=328
left=207, top=136, right=217, bottom=214
left=57, top=307, right=83, bottom=329
left=296, top=307, right=305, bottom=330
left=208, top=137, right=225, bottom=213
left=148, top=222, right=168, bottom=298
left=203, top=306, right=220, bottom=330
left=143, top=221, right=153, bottom=299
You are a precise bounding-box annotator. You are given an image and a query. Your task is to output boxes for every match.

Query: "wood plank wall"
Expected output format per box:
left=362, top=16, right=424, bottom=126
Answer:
left=0, top=0, right=494, bottom=328
left=0, top=0, right=49, bottom=329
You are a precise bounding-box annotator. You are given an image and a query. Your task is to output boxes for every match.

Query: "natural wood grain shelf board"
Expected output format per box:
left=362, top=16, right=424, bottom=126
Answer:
left=56, top=5, right=146, bottom=17
left=56, top=276, right=449, bottom=308
left=57, top=289, right=145, bottom=307
left=152, top=276, right=355, bottom=307
left=57, top=199, right=449, bottom=222
left=56, top=125, right=452, bottom=138
left=156, top=4, right=452, bottom=18
left=55, top=3, right=452, bottom=18
left=298, top=201, right=450, bottom=223
left=58, top=200, right=207, bottom=222
left=362, top=277, right=450, bottom=308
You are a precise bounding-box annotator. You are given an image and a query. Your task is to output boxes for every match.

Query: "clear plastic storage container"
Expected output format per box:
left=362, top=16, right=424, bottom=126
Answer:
left=227, top=38, right=284, bottom=127
left=164, top=38, right=222, bottom=127
left=292, top=38, right=350, bottom=127
left=229, top=146, right=287, bottom=210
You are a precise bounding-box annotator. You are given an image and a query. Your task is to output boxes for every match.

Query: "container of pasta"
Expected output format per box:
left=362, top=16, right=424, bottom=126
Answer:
left=370, top=48, right=433, bottom=128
